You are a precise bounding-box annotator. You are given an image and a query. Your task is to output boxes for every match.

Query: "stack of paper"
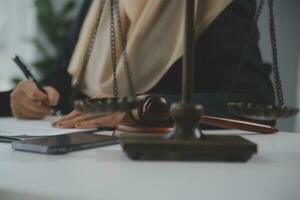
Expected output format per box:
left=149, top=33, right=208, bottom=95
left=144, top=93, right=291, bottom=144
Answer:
left=0, top=116, right=96, bottom=136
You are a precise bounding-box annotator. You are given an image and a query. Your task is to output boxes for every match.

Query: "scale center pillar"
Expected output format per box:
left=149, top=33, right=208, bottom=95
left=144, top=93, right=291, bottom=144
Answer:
left=166, top=103, right=203, bottom=140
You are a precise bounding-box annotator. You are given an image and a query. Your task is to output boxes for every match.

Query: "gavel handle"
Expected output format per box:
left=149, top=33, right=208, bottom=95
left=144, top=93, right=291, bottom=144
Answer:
left=200, top=116, right=278, bottom=134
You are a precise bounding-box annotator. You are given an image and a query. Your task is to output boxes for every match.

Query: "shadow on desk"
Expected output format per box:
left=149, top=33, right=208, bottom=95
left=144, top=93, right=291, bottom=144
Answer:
left=94, top=148, right=273, bottom=164
left=0, top=189, right=71, bottom=200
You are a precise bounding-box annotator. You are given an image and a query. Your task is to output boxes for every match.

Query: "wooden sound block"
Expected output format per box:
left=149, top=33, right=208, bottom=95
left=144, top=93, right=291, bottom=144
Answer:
left=117, top=115, right=278, bottom=134
left=119, top=133, right=257, bottom=162
left=117, top=116, right=172, bottom=134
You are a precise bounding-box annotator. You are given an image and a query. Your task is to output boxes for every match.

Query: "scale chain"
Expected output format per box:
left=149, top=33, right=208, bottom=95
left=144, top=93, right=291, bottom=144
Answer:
left=110, top=0, right=119, bottom=97
left=72, top=0, right=106, bottom=99
left=268, top=0, right=284, bottom=106
left=113, top=0, right=136, bottom=97
left=73, top=0, right=136, bottom=100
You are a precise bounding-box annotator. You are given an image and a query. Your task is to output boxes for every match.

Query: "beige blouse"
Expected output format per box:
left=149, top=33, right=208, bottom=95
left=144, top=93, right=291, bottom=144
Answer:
left=68, top=0, right=233, bottom=97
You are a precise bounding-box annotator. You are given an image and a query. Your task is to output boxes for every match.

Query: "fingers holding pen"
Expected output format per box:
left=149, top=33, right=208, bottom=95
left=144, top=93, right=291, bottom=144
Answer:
left=12, top=56, right=61, bottom=119
left=44, top=87, right=60, bottom=106
left=11, top=80, right=55, bottom=119
left=20, top=96, right=52, bottom=115
left=13, top=102, right=50, bottom=119
left=19, top=80, right=49, bottom=103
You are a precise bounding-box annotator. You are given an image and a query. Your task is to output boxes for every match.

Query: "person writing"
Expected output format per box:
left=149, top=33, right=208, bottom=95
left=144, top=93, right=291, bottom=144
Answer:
left=3, top=0, right=275, bottom=129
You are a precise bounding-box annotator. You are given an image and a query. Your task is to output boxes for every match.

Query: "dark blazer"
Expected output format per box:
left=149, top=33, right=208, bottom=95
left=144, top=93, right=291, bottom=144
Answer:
left=0, top=91, right=12, bottom=116
left=0, top=0, right=274, bottom=121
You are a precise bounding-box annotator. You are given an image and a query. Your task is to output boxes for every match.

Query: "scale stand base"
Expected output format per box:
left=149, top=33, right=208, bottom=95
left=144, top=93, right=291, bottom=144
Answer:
left=120, top=133, right=257, bottom=162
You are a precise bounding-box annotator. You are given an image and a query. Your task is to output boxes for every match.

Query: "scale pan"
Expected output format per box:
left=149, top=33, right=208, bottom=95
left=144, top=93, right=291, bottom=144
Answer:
left=74, top=97, right=143, bottom=115
left=227, top=102, right=299, bottom=121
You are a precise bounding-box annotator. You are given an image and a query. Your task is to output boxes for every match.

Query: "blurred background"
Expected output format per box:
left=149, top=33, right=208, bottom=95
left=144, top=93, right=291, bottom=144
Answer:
left=0, top=0, right=83, bottom=88
left=0, top=0, right=299, bottom=132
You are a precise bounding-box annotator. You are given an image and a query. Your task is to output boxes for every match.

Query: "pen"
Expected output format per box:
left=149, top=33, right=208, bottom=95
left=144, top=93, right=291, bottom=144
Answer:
left=12, top=55, right=61, bottom=116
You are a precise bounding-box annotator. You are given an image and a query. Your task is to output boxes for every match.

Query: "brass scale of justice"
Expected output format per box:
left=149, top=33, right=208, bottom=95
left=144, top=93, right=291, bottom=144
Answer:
left=72, top=0, right=298, bottom=161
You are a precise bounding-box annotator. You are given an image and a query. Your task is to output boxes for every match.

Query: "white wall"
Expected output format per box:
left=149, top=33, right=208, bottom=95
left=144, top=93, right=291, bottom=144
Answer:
left=0, top=0, right=36, bottom=91
left=258, top=0, right=300, bottom=132
left=0, top=0, right=83, bottom=91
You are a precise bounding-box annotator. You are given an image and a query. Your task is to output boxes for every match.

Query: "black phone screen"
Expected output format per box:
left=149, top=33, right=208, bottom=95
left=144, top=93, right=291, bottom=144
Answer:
left=12, top=133, right=119, bottom=154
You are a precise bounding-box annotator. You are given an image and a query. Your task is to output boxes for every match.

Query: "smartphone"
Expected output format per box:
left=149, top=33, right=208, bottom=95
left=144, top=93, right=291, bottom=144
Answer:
left=12, top=133, right=119, bottom=154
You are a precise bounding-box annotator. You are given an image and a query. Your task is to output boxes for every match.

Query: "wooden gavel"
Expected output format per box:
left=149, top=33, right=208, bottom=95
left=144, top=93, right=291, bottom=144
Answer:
left=128, top=95, right=278, bottom=134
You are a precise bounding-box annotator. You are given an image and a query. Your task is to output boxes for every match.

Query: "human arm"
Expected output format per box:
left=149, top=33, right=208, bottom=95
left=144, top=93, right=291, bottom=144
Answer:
left=52, top=93, right=125, bottom=129
left=52, top=110, right=125, bottom=129
left=10, top=80, right=59, bottom=119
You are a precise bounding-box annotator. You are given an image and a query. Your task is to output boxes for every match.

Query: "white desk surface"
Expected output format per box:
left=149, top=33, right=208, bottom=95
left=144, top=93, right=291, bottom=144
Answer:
left=1, top=130, right=300, bottom=200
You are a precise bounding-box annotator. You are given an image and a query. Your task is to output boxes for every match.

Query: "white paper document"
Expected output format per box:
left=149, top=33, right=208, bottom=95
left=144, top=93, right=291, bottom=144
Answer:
left=0, top=116, right=97, bottom=137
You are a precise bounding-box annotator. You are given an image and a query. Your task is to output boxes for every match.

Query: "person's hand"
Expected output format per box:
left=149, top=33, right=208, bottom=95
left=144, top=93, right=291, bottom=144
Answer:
left=52, top=110, right=125, bottom=129
left=11, top=80, right=59, bottom=119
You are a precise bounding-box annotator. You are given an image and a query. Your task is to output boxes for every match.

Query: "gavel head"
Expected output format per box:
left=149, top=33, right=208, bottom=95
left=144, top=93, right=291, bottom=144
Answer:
left=129, top=95, right=171, bottom=125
